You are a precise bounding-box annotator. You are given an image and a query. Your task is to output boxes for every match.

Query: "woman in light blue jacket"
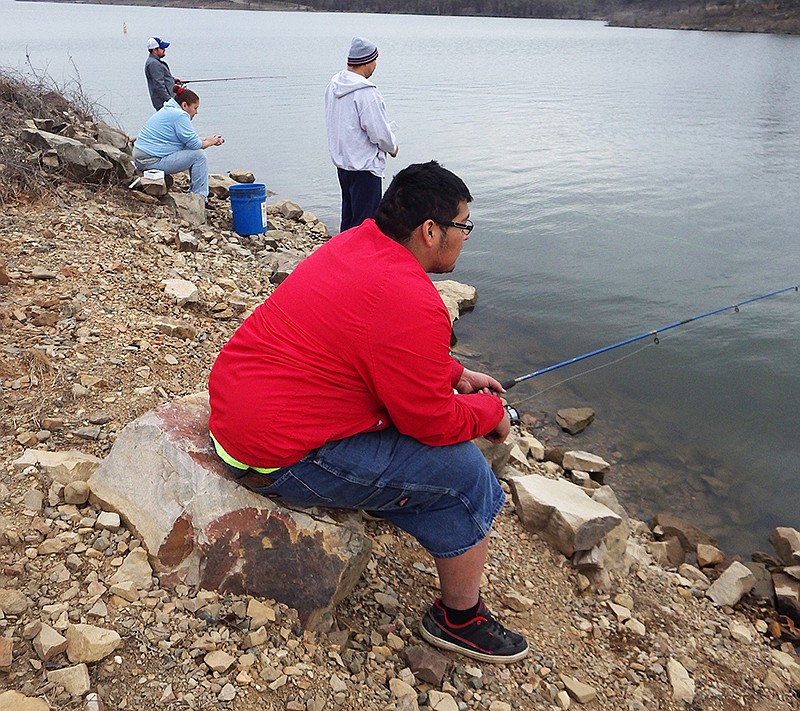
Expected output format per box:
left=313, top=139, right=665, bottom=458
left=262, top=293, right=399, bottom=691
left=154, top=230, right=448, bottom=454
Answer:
left=132, top=86, right=224, bottom=200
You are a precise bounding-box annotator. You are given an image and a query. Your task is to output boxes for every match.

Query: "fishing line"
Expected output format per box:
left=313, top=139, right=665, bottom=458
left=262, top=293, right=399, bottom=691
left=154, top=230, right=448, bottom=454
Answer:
left=508, top=315, right=713, bottom=407
left=501, top=285, right=799, bottom=392
left=509, top=342, right=654, bottom=407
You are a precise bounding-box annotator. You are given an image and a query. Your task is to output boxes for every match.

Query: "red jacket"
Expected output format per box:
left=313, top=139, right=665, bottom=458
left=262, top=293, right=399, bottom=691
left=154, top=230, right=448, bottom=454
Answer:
left=208, top=219, right=504, bottom=468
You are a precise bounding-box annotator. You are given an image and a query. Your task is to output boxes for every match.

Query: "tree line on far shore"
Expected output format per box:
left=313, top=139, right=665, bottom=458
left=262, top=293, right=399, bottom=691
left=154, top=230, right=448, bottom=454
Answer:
left=286, top=0, right=603, bottom=19
left=266, top=0, right=800, bottom=32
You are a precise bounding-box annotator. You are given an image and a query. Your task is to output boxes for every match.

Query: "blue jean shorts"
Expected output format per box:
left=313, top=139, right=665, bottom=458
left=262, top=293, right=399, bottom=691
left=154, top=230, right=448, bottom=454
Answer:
left=244, top=427, right=505, bottom=559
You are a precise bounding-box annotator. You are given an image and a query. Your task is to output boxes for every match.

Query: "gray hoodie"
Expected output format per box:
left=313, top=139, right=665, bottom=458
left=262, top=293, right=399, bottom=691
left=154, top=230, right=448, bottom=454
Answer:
left=324, top=69, right=396, bottom=177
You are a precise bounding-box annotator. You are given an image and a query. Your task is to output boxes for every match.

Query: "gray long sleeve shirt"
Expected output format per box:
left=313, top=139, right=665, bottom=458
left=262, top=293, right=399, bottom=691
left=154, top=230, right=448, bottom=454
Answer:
left=145, top=54, right=175, bottom=111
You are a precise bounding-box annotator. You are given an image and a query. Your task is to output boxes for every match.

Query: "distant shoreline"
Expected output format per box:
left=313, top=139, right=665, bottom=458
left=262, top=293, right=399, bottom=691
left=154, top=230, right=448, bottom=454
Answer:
left=15, top=0, right=306, bottom=11
left=14, top=0, right=800, bottom=35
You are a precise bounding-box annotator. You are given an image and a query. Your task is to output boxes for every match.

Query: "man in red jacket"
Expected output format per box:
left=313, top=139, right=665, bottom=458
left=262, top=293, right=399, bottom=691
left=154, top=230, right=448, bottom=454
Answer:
left=208, top=161, right=528, bottom=664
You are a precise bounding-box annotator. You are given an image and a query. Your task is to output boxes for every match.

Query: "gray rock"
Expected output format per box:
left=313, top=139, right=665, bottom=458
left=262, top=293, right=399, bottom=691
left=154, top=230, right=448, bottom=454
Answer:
left=667, top=658, right=695, bottom=703
left=649, top=537, right=685, bottom=567
left=474, top=438, right=514, bottom=477
left=74, top=425, right=102, bottom=440
left=772, top=572, right=800, bottom=619
left=706, top=561, right=756, bottom=607
left=562, top=450, right=609, bottom=473
left=93, top=143, right=135, bottom=180
left=33, top=623, right=68, bottom=662
left=0, top=690, right=50, bottom=710
left=31, top=266, right=57, bottom=279
left=769, top=527, right=800, bottom=565
left=434, top=280, right=478, bottom=323
left=556, top=407, right=595, bottom=435
left=47, top=663, right=91, bottom=697
left=275, top=199, right=303, bottom=220
left=0, top=589, right=30, bottom=615
left=229, top=168, right=255, bottom=183
left=12, top=448, right=102, bottom=484
left=96, top=121, right=131, bottom=150
left=22, top=488, right=43, bottom=512
left=154, top=316, right=197, bottom=340
left=173, top=231, right=199, bottom=252
left=66, top=624, right=121, bottom=663
left=509, top=474, right=622, bottom=557
left=652, top=513, right=717, bottom=553
left=88, top=392, right=372, bottom=631
left=21, top=128, right=114, bottom=182
left=743, top=561, right=776, bottom=604
left=559, top=673, right=597, bottom=703
left=266, top=251, right=304, bottom=284
left=402, top=645, right=448, bottom=686
left=162, top=278, right=198, bottom=306
left=208, top=173, right=237, bottom=198
left=164, top=192, right=206, bottom=227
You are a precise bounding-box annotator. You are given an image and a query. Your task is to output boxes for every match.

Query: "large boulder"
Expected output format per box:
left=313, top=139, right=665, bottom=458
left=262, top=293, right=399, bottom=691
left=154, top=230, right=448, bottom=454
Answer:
left=21, top=128, right=114, bottom=182
left=706, top=561, right=756, bottom=607
left=509, top=474, right=621, bottom=557
left=164, top=192, right=206, bottom=227
left=88, top=393, right=372, bottom=631
left=770, top=527, right=800, bottom=565
left=434, top=280, right=478, bottom=323
left=96, top=120, right=131, bottom=150
left=93, top=142, right=135, bottom=181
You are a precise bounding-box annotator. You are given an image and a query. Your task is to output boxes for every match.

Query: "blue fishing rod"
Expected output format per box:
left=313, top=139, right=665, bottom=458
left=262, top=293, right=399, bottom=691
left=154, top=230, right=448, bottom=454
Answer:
left=182, top=75, right=285, bottom=85
left=501, top=285, right=799, bottom=390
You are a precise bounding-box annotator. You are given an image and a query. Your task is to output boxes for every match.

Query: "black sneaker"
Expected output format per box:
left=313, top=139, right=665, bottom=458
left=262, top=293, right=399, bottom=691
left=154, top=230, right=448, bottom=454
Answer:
left=420, top=598, right=529, bottom=664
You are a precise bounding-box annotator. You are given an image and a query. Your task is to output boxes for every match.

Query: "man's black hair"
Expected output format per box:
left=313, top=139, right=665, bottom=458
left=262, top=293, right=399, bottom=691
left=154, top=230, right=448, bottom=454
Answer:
left=375, top=161, right=472, bottom=244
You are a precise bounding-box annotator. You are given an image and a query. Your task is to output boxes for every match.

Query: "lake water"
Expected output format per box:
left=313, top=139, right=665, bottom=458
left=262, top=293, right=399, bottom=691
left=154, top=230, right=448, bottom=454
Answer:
left=3, top=1, right=800, bottom=555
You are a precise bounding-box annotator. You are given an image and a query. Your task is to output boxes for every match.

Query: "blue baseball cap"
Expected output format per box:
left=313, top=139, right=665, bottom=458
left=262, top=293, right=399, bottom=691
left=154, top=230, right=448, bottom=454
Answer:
left=147, top=37, right=170, bottom=50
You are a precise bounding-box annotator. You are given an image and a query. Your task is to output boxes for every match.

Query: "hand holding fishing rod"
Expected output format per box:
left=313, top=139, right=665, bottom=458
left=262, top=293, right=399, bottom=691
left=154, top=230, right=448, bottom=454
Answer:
left=500, top=284, right=799, bottom=390
left=456, top=367, right=506, bottom=396
left=456, top=367, right=521, bottom=439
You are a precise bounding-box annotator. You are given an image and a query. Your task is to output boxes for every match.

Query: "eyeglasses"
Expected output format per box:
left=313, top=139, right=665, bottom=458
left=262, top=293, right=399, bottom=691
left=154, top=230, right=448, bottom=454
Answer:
left=437, top=219, right=474, bottom=235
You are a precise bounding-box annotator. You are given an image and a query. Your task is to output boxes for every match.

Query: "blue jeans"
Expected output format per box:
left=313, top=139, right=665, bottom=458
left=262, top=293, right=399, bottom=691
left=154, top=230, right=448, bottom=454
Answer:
left=337, top=168, right=382, bottom=232
left=243, top=427, right=505, bottom=559
left=134, top=148, right=209, bottom=197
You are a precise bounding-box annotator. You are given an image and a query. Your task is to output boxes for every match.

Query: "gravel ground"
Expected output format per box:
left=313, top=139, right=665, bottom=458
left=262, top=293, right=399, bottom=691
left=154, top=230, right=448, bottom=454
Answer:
left=1, top=186, right=799, bottom=711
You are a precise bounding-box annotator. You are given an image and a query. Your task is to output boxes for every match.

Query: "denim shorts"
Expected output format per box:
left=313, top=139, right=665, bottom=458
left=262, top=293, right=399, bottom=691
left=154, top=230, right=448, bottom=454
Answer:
left=243, top=427, right=505, bottom=559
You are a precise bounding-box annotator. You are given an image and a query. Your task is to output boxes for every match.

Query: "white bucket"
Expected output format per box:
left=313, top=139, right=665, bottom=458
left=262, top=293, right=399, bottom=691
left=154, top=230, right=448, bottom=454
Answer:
left=143, top=169, right=165, bottom=181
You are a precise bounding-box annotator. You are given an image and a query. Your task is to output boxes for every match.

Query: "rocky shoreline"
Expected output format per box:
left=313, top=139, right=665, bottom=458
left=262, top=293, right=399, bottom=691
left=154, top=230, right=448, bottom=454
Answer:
left=2, top=75, right=800, bottom=710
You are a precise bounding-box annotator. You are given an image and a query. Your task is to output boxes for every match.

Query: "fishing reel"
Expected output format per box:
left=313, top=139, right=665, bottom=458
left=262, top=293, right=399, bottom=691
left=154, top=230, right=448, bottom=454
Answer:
left=504, top=404, right=521, bottom=425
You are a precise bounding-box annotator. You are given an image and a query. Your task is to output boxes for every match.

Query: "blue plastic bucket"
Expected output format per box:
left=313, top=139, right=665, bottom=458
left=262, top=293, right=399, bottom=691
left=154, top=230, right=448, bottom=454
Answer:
left=229, top=183, right=267, bottom=235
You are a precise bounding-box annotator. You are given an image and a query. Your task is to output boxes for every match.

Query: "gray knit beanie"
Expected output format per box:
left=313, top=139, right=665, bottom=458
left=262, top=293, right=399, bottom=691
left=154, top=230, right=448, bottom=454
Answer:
left=348, top=37, right=379, bottom=66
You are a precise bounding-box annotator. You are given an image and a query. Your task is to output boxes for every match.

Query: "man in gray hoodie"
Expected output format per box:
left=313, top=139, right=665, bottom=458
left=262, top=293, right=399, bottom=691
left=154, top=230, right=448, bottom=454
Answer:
left=324, top=37, right=398, bottom=233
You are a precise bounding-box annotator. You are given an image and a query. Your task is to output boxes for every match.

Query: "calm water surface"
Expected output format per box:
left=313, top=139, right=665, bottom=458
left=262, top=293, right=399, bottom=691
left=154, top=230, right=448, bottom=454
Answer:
left=3, top=1, right=800, bottom=554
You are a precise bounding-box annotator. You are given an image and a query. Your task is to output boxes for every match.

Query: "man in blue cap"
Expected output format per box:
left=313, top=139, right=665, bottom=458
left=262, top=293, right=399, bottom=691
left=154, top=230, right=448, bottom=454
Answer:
left=145, top=37, right=182, bottom=111
left=325, top=36, right=398, bottom=233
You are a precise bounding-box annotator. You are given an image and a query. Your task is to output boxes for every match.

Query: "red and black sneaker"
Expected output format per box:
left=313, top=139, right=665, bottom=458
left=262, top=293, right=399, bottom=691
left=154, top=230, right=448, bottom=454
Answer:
left=420, top=598, right=529, bottom=664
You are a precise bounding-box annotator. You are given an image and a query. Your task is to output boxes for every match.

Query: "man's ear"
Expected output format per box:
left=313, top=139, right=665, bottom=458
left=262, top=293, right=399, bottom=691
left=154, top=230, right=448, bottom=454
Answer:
left=420, top=219, right=436, bottom=247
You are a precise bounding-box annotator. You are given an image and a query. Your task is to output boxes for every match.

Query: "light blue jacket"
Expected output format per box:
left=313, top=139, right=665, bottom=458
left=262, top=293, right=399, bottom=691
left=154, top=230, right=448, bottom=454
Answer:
left=134, top=98, right=202, bottom=157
